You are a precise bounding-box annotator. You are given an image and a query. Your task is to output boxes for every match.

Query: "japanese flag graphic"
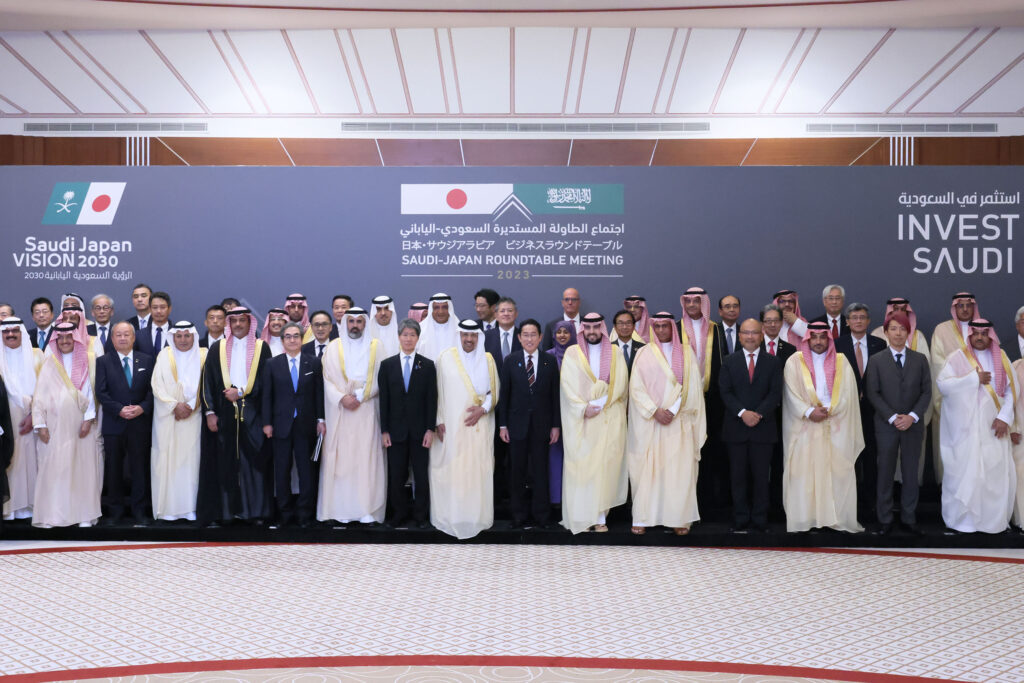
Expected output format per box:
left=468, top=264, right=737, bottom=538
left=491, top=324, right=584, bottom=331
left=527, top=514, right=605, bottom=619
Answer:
left=401, top=184, right=513, bottom=214
left=76, top=182, right=126, bottom=225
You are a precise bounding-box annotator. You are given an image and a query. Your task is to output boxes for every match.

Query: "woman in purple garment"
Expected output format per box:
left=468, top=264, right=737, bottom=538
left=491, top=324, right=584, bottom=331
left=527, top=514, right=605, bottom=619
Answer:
left=545, top=321, right=576, bottom=505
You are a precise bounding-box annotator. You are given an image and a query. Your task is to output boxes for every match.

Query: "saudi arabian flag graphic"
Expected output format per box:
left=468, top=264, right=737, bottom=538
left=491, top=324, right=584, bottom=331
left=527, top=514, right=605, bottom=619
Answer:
left=401, top=183, right=623, bottom=215
left=43, top=182, right=126, bottom=225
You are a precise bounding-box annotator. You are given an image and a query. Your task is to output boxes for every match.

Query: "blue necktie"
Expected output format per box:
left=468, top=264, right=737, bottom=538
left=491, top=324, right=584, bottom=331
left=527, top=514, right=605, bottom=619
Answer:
left=99, top=326, right=107, bottom=346
left=403, top=355, right=412, bottom=391
left=38, top=330, right=45, bottom=347
left=290, top=357, right=299, bottom=417
left=123, top=356, right=132, bottom=387
left=154, top=326, right=162, bottom=350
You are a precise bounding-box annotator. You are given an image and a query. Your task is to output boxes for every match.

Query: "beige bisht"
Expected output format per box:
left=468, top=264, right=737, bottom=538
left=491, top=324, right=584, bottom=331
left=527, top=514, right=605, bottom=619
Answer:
left=627, top=328, right=706, bottom=530
left=0, top=318, right=43, bottom=519
left=150, top=328, right=207, bottom=521
left=560, top=319, right=628, bottom=534
left=430, top=329, right=499, bottom=539
left=1012, top=360, right=1024, bottom=527
left=782, top=338, right=863, bottom=533
left=319, top=311, right=385, bottom=523
left=31, top=341, right=102, bottom=528
left=930, top=295, right=978, bottom=483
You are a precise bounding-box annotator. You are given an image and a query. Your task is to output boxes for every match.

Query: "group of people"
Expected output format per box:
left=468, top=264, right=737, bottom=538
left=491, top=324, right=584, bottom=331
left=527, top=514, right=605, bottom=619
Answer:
left=0, top=283, right=1021, bottom=539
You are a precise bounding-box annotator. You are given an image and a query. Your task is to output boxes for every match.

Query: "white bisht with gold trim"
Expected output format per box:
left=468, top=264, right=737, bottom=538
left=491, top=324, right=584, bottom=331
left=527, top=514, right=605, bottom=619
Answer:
left=429, top=346, right=499, bottom=539
left=782, top=352, right=863, bottom=533
left=627, top=342, right=706, bottom=529
left=151, top=344, right=207, bottom=521
left=559, top=344, right=628, bottom=534
left=1012, top=359, right=1024, bottom=528
left=937, top=348, right=1016, bottom=533
left=319, top=336, right=386, bottom=523
left=0, top=341, right=43, bottom=519
left=30, top=352, right=102, bottom=528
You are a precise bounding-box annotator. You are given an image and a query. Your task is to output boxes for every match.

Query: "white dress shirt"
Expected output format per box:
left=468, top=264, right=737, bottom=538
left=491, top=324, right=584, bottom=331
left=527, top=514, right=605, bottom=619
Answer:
left=887, top=346, right=920, bottom=424
left=229, top=335, right=251, bottom=396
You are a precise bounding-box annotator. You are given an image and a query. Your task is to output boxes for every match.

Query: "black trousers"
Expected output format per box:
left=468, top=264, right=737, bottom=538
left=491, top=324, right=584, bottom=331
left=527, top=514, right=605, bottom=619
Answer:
left=509, top=422, right=551, bottom=524
left=725, top=441, right=773, bottom=527
left=855, top=409, right=878, bottom=516
left=102, top=429, right=150, bottom=518
left=271, top=429, right=317, bottom=524
left=875, top=424, right=924, bottom=525
left=387, top=437, right=430, bottom=523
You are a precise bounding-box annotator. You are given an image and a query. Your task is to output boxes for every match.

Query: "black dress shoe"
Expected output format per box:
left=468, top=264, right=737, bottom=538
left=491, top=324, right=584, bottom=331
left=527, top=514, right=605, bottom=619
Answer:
left=877, top=522, right=893, bottom=535
left=132, top=516, right=150, bottom=527
left=753, top=523, right=770, bottom=533
left=100, top=516, right=121, bottom=527
left=902, top=522, right=922, bottom=535
left=416, top=520, right=432, bottom=529
left=729, top=525, right=749, bottom=534
left=510, top=520, right=527, bottom=530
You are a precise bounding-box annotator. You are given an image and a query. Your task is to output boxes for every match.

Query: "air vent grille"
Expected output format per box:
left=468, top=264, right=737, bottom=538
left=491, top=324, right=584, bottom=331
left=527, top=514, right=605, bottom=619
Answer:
left=806, top=123, right=997, bottom=134
left=23, top=122, right=207, bottom=133
left=341, top=121, right=710, bottom=133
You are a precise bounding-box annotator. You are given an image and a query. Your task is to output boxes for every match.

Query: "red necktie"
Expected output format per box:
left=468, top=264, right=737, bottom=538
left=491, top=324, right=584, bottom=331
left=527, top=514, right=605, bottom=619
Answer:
left=768, top=340, right=776, bottom=356
left=748, top=353, right=756, bottom=382
left=831, top=319, right=839, bottom=339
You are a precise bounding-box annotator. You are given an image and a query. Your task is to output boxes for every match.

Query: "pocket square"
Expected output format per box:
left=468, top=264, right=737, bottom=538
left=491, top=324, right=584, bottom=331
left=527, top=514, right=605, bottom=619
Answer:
left=136, top=368, right=147, bottom=373
left=304, top=371, right=313, bottom=376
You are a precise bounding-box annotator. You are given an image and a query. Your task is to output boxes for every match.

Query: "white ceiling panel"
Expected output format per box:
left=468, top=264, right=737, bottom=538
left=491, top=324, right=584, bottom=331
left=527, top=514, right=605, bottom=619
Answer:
left=911, top=29, right=1024, bottom=112
left=0, top=40, right=74, bottom=113
left=715, top=28, right=800, bottom=113
left=0, top=96, right=19, bottom=113
left=437, top=29, right=458, bottom=112
left=225, top=30, right=314, bottom=114
left=776, top=28, right=887, bottom=113
left=669, top=28, right=740, bottom=113
left=514, top=27, right=574, bottom=114
left=350, top=28, right=408, bottom=114
left=286, top=29, right=359, bottom=114
left=964, top=56, right=1024, bottom=113
left=396, top=28, right=446, bottom=114
left=1, top=32, right=123, bottom=113
left=146, top=30, right=250, bottom=114
left=451, top=27, right=510, bottom=114
left=68, top=30, right=203, bottom=114
left=577, top=27, right=631, bottom=113
left=618, top=28, right=675, bottom=114
left=654, top=28, right=684, bottom=113
left=565, top=28, right=586, bottom=113
left=830, top=29, right=971, bottom=113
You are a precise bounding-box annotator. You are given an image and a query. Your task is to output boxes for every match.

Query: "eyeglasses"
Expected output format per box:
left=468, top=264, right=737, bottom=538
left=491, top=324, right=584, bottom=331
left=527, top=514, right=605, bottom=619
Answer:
left=282, top=334, right=302, bottom=340
left=92, top=305, right=112, bottom=311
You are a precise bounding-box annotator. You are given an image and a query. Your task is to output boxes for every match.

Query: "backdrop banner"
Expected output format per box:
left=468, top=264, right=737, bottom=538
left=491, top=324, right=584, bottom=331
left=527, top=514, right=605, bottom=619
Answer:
left=2, top=165, right=1020, bottom=340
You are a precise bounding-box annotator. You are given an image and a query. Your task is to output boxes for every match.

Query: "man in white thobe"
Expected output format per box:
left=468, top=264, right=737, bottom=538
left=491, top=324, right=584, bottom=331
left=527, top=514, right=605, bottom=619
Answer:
left=430, top=320, right=498, bottom=539
left=368, top=295, right=400, bottom=358
left=417, top=293, right=460, bottom=360
left=0, top=318, right=42, bottom=520
left=319, top=308, right=386, bottom=524
left=937, top=318, right=1016, bottom=534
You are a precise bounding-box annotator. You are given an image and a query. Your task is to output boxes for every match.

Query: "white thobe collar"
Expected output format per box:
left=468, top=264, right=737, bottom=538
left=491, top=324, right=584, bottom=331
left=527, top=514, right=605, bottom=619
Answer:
left=61, top=351, right=74, bottom=377
left=229, top=335, right=250, bottom=388
left=587, top=343, right=602, bottom=378
left=811, top=351, right=831, bottom=407
left=267, top=336, right=284, bottom=356
left=660, top=341, right=673, bottom=362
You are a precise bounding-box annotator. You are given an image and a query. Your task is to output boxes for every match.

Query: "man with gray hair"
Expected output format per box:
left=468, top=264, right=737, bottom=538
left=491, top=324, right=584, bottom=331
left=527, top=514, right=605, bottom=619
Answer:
left=811, top=284, right=848, bottom=339
left=88, top=294, right=115, bottom=354
left=1010, top=305, right=1024, bottom=362
left=378, top=318, right=437, bottom=528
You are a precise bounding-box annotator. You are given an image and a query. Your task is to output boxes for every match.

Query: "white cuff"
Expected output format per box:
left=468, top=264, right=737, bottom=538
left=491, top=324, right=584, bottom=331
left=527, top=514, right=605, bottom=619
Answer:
left=909, top=412, right=920, bottom=423
left=668, top=396, right=682, bottom=415
left=804, top=407, right=815, bottom=419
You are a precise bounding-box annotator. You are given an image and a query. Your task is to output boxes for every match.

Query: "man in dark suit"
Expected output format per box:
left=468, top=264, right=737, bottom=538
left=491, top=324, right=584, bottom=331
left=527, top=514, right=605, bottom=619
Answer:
left=302, top=310, right=334, bottom=360
left=136, top=291, right=173, bottom=356
left=27, top=296, right=54, bottom=349
left=378, top=318, right=437, bottom=528
left=865, top=311, right=932, bottom=535
left=718, top=295, right=741, bottom=356
left=198, top=305, right=227, bottom=349
left=484, top=297, right=521, bottom=366
left=329, top=295, right=351, bottom=341
left=86, top=294, right=116, bottom=355
left=1008, top=306, right=1024, bottom=362
left=125, top=283, right=153, bottom=331
left=719, top=318, right=783, bottom=532
left=499, top=318, right=560, bottom=528
left=95, top=322, right=154, bottom=525
left=835, top=302, right=888, bottom=520
left=474, top=287, right=500, bottom=332
left=612, top=309, right=644, bottom=376
left=261, top=322, right=324, bottom=527
left=760, top=303, right=795, bottom=518
left=810, top=284, right=849, bottom=339
left=542, top=287, right=581, bottom=351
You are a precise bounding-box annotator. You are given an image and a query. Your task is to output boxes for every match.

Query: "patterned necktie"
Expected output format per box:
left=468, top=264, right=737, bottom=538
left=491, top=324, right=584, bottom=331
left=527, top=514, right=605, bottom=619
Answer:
left=895, top=352, right=903, bottom=369
left=154, top=325, right=162, bottom=350
left=403, top=355, right=412, bottom=391
left=855, top=341, right=865, bottom=376
left=748, top=353, right=756, bottom=382
left=99, top=326, right=107, bottom=346
left=831, top=319, right=839, bottom=339
left=768, top=340, right=776, bottom=356
left=727, top=328, right=734, bottom=354
left=527, top=353, right=535, bottom=388
left=122, top=356, right=132, bottom=388
left=140, top=317, right=147, bottom=329
left=502, top=331, right=511, bottom=358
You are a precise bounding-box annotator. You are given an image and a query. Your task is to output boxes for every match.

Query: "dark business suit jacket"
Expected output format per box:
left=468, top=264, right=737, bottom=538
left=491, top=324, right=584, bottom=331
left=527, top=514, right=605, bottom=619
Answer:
left=676, top=319, right=724, bottom=396
left=864, top=348, right=932, bottom=432
left=261, top=352, right=324, bottom=440
left=301, top=339, right=331, bottom=359
left=96, top=351, right=155, bottom=436
left=126, top=315, right=149, bottom=331
left=329, top=323, right=341, bottom=341
left=613, top=338, right=645, bottom=375
left=27, top=326, right=52, bottom=350
left=485, top=325, right=522, bottom=367
left=761, top=337, right=796, bottom=365
left=1006, top=335, right=1023, bottom=363
left=835, top=333, right=888, bottom=397
left=719, top=323, right=740, bottom=357
left=810, top=313, right=850, bottom=338
left=87, top=323, right=117, bottom=355
left=718, top=349, right=783, bottom=444
left=378, top=353, right=437, bottom=443
left=499, top=350, right=561, bottom=440
left=135, top=321, right=174, bottom=356
left=199, top=333, right=227, bottom=350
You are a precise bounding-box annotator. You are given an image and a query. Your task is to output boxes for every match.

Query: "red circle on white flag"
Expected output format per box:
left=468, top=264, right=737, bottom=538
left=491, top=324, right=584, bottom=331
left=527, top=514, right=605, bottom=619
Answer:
left=92, top=195, right=111, bottom=212
left=446, top=189, right=467, bottom=209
